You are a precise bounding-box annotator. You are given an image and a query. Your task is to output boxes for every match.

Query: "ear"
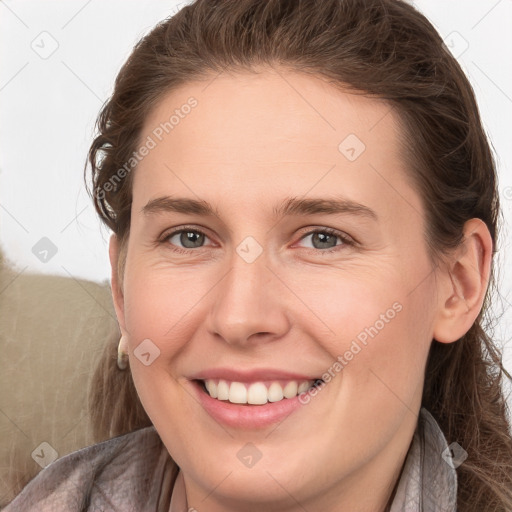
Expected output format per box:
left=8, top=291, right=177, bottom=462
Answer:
left=433, top=218, right=493, bottom=343
left=109, top=233, right=128, bottom=337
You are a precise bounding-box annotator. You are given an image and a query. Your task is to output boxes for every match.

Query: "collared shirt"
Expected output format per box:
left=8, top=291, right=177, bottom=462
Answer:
left=4, top=407, right=457, bottom=511
left=389, top=407, right=457, bottom=512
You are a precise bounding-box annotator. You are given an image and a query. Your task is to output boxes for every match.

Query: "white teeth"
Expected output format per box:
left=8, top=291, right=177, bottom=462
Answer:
left=267, top=382, right=284, bottom=402
left=229, top=382, right=247, bottom=404
left=297, top=381, right=310, bottom=394
left=204, top=380, right=218, bottom=398
left=283, top=381, right=298, bottom=398
left=217, top=380, right=230, bottom=400
left=203, top=379, right=317, bottom=404
left=247, top=382, right=268, bottom=405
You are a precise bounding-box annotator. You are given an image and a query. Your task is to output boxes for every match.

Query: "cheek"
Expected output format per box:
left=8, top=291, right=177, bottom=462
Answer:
left=297, top=276, right=433, bottom=467
left=304, top=263, right=434, bottom=402
left=122, top=261, right=208, bottom=344
left=286, top=263, right=414, bottom=347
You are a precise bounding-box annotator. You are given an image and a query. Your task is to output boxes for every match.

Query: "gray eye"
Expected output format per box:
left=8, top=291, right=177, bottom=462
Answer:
left=298, top=230, right=342, bottom=250
left=309, top=232, right=338, bottom=249
left=170, top=230, right=206, bottom=249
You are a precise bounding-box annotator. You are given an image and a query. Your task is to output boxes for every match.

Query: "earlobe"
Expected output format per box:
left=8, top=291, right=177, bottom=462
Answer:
left=433, top=218, right=493, bottom=344
left=108, top=233, right=127, bottom=336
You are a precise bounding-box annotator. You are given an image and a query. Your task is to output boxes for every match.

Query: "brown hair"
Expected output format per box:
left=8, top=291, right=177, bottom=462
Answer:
left=85, top=0, right=512, bottom=509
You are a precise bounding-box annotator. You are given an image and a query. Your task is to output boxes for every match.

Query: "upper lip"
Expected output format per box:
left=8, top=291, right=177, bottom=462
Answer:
left=190, top=367, right=321, bottom=382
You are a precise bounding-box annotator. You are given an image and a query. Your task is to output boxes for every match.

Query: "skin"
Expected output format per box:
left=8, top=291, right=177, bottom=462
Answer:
left=109, top=67, right=492, bottom=512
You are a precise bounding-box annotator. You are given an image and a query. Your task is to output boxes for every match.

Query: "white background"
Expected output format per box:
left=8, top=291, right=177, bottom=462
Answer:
left=1, top=1, right=511, bottom=400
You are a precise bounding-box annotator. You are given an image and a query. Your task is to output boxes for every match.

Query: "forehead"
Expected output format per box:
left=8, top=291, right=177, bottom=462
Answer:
left=132, top=67, right=421, bottom=220
left=140, top=68, right=399, bottom=162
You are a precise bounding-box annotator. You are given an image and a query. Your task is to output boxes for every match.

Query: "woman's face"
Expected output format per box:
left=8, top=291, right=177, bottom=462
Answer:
left=112, top=68, right=442, bottom=511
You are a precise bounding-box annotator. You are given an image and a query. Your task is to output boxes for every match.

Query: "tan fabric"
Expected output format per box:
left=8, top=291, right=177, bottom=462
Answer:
left=0, top=249, right=119, bottom=507
left=3, top=407, right=457, bottom=511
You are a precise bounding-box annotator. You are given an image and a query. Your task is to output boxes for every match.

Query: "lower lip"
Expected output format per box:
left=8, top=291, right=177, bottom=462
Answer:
left=190, top=380, right=310, bottom=429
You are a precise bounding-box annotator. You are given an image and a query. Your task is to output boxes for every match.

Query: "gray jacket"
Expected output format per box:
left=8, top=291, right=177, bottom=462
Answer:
left=3, top=407, right=457, bottom=511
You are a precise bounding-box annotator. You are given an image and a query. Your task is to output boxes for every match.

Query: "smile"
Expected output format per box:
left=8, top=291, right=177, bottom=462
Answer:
left=200, top=378, right=324, bottom=405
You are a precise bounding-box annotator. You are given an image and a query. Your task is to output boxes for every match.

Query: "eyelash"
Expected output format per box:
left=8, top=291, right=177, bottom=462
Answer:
left=159, top=225, right=355, bottom=256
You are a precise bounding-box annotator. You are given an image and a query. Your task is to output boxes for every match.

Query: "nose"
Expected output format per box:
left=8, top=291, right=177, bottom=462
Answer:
left=206, top=245, right=291, bottom=348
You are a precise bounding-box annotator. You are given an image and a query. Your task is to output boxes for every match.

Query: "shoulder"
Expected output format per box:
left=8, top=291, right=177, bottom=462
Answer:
left=3, top=426, right=176, bottom=512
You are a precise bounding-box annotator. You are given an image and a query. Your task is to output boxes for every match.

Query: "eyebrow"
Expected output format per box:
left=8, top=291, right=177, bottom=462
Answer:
left=141, top=195, right=378, bottom=221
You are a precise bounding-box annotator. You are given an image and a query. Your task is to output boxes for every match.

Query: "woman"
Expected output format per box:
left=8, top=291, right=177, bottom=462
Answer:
left=5, top=0, right=512, bottom=510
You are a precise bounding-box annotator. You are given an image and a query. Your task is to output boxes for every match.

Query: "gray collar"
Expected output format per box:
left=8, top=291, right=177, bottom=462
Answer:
left=390, top=407, right=458, bottom=511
